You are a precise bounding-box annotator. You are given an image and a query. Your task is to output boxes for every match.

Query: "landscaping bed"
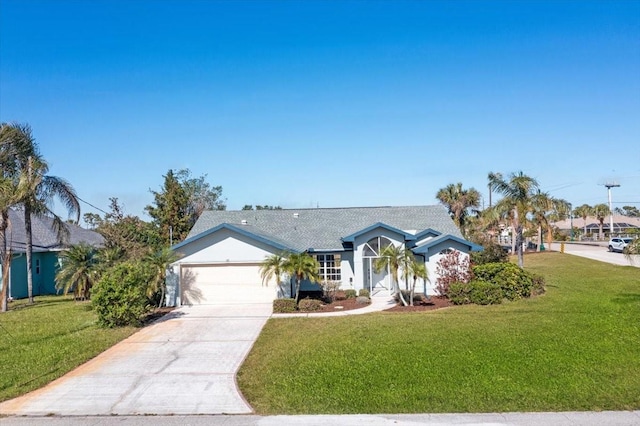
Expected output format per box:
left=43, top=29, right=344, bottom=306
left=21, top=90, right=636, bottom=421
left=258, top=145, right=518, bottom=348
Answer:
left=384, top=295, right=452, bottom=312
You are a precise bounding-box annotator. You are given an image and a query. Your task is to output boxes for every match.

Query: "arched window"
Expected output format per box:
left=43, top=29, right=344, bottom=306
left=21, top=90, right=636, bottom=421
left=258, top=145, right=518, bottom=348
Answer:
left=363, top=236, right=393, bottom=257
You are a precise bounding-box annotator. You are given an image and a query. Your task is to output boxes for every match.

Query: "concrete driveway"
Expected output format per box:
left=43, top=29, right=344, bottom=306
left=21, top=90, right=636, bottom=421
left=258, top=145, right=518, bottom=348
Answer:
left=0, top=303, right=272, bottom=416
left=560, top=242, right=640, bottom=267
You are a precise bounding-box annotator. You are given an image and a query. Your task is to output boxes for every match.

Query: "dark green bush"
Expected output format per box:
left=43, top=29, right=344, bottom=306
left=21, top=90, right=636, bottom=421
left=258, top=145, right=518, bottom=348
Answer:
left=468, top=280, right=503, bottom=305
left=358, top=289, right=370, bottom=298
left=298, top=298, right=323, bottom=312
left=448, top=282, right=471, bottom=305
left=273, top=298, right=297, bottom=313
left=345, top=289, right=357, bottom=299
left=92, top=262, right=151, bottom=327
left=473, top=262, right=533, bottom=301
left=471, top=242, right=508, bottom=265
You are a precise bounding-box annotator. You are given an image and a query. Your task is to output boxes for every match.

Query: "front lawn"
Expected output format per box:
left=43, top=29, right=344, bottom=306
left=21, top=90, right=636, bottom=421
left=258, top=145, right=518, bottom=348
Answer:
left=237, top=252, right=640, bottom=414
left=0, top=296, right=136, bottom=402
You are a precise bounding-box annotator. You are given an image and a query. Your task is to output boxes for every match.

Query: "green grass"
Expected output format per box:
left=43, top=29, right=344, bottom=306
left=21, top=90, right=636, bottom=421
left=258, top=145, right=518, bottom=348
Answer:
left=238, top=252, right=640, bottom=414
left=0, top=296, right=136, bottom=402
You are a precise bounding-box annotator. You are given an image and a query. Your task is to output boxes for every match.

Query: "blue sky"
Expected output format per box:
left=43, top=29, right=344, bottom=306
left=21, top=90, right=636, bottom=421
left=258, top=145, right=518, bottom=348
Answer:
left=1, top=0, right=639, bottom=221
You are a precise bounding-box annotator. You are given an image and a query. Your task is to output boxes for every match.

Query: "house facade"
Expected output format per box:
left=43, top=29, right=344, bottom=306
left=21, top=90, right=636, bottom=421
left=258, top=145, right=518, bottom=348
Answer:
left=167, top=205, right=481, bottom=306
left=0, top=209, right=104, bottom=300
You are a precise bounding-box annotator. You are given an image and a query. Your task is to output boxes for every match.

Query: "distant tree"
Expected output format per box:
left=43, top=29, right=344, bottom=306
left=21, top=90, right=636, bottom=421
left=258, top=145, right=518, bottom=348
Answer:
left=242, top=205, right=282, bottom=210
left=616, top=206, right=640, bottom=217
left=282, top=252, right=320, bottom=304
left=94, top=198, right=162, bottom=259
left=146, top=169, right=226, bottom=244
left=242, top=205, right=254, bottom=210
left=435, top=182, right=481, bottom=238
left=573, top=204, right=593, bottom=237
left=488, top=171, right=539, bottom=267
left=593, top=203, right=610, bottom=240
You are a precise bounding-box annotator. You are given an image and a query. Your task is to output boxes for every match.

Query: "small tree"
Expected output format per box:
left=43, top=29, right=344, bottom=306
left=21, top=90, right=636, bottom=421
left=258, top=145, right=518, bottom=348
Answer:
left=259, top=252, right=288, bottom=292
left=143, top=247, right=181, bottom=307
left=373, top=244, right=412, bottom=306
left=55, top=243, right=98, bottom=300
left=409, top=258, right=428, bottom=306
left=435, top=250, right=473, bottom=297
left=282, top=252, right=320, bottom=304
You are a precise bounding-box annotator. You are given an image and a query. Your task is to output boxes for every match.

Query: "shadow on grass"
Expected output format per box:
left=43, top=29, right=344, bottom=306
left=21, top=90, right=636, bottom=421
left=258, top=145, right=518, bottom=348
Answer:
left=611, top=293, right=640, bottom=305
left=8, top=296, right=77, bottom=311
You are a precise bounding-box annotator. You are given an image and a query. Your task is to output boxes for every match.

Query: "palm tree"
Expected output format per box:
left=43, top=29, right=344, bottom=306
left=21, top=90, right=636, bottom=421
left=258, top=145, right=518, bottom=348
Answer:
left=530, top=192, right=570, bottom=251
left=282, top=252, right=320, bottom=304
left=593, top=203, right=610, bottom=241
left=11, top=125, right=81, bottom=303
left=260, top=252, right=288, bottom=292
left=55, top=243, right=97, bottom=300
left=488, top=171, right=539, bottom=267
left=573, top=204, right=593, bottom=239
left=487, top=171, right=502, bottom=208
left=144, top=247, right=181, bottom=307
left=435, top=182, right=481, bottom=238
left=409, top=258, right=428, bottom=306
left=373, top=244, right=412, bottom=306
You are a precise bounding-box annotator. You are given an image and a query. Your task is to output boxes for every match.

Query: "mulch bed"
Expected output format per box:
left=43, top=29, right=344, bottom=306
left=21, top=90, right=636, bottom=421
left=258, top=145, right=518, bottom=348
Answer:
left=301, top=298, right=368, bottom=313
left=384, top=296, right=453, bottom=312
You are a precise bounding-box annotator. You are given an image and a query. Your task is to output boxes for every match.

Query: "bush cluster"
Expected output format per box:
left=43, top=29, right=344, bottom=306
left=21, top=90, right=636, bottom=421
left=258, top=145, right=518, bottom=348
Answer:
left=473, top=262, right=535, bottom=301
left=298, top=298, right=323, bottom=312
left=273, top=298, right=297, bottom=313
left=449, top=280, right=503, bottom=305
left=358, top=289, right=370, bottom=298
left=91, top=262, right=151, bottom=327
left=471, top=242, right=508, bottom=265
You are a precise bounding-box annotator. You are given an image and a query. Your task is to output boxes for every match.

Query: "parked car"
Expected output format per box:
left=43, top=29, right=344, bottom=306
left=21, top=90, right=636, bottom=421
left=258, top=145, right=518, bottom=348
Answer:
left=608, top=237, right=634, bottom=253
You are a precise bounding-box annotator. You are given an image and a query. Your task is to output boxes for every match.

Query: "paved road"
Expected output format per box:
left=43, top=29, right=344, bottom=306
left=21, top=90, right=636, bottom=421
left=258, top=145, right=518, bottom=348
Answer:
left=2, top=412, right=640, bottom=425
left=0, top=303, right=273, bottom=416
left=559, top=242, right=640, bottom=267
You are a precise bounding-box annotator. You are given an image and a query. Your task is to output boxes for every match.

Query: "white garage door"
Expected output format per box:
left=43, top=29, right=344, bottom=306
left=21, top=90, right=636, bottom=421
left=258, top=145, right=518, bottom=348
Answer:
left=180, top=263, right=277, bottom=305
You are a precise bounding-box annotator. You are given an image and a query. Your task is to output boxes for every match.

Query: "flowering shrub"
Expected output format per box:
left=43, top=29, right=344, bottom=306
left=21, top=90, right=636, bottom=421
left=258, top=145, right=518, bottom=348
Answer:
left=435, top=250, right=473, bottom=296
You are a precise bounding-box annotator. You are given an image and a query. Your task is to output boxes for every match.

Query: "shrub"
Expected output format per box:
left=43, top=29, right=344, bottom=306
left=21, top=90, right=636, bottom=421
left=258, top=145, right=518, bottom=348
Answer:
left=435, top=250, right=473, bottom=296
left=356, top=296, right=371, bottom=305
left=334, top=290, right=347, bottom=301
left=473, top=262, right=533, bottom=301
left=321, top=280, right=341, bottom=302
left=468, top=280, right=503, bottom=305
left=358, top=289, right=370, bottom=298
left=471, top=242, right=508, bottom=265
left=298, top=298, right=323, bottom=312
left=91, top=262, right=151, bottom=327
left=345, top=289, right=357, bottom=299
left=530, top=273, right=546, bottom=296
left=448, top=282, right=471, bottom=305
left=273, top=298, right=297, bottom=313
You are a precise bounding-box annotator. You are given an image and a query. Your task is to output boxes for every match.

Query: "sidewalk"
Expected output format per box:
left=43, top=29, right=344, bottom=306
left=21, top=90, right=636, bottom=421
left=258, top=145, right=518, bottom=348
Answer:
left=271, top=293, right=396, bottom=318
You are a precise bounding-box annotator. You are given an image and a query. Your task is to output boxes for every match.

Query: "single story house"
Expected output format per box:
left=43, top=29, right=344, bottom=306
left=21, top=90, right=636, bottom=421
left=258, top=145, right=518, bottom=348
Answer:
left=0, top=208, right=104, bottom=300
left=167, top=205, right=481, bottom=306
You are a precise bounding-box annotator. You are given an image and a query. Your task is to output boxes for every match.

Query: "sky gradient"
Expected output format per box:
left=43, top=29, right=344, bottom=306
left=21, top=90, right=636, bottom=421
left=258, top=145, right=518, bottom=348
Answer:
left=1, top=0, right=639, bottom=221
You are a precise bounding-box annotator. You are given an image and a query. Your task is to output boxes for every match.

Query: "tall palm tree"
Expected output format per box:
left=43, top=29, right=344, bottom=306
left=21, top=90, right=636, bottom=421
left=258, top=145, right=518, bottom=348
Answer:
left=282, top=252, right=320, bottom=304
left=11, top=125, right=80, bottom=303
left=488, top=171, right=539, bottom=267
left=593, top=203, right=610, bottom=241
left=260, top=252, right=288, bottom=292
left=373, top=244, right=413, bottom=306
left=573, top=204, right=593, bottom=239
left=435, top=182, right=481, bottom=238
left=487, top=171, right=502, bottom=208
left=530, top=191, right=570, bottom=251
left=55, top=243, right=97, bottom=300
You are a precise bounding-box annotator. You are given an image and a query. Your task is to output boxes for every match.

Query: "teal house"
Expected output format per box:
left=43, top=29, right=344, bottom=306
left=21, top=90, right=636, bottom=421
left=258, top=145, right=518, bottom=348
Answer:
left=1, top=209, right=104, bottom=300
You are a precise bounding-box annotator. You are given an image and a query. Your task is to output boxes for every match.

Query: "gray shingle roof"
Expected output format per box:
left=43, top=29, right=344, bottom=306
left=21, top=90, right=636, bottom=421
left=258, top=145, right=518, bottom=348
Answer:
left=186, top=205, right=462, bottom=252
left=5, top=208, right=104, bottom=253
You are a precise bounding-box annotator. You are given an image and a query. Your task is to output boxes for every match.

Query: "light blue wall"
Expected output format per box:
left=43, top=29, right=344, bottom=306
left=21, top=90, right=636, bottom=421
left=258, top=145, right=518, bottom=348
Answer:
left=6, top=252, right=60, bottom=300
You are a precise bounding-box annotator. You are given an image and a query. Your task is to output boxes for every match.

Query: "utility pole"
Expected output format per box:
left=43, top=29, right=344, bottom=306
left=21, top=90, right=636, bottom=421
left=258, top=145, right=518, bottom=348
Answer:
left=604, top=182, right=620, bottom=237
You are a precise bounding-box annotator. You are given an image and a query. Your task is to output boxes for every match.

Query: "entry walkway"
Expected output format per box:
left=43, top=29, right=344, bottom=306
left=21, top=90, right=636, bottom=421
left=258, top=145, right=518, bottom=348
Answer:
left=271, top=293, right=396, bottom=318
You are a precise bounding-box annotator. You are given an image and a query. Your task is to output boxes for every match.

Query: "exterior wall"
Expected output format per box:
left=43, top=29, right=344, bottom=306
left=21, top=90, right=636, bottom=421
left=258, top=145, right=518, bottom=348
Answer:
left=175, top=229, right=281, bottom=264
left=5, top=252, right=59, bottom=300
left=422, top=240, right=472, bottom=296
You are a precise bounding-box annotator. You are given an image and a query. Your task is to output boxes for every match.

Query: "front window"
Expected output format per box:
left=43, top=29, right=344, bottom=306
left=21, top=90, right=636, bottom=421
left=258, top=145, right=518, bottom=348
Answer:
left=316, top=254, right=341, bottom=281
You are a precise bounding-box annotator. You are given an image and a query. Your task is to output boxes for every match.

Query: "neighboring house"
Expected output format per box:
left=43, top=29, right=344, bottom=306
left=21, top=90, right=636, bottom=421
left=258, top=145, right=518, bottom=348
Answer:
left=167, top=205, right=481, bottom=306
left=0, top=208, right=104, bottom=300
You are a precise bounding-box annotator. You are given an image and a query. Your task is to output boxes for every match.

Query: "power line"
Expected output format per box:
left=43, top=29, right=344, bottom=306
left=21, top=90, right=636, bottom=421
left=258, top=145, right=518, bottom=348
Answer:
left=76, top=196, right=108, bottom=215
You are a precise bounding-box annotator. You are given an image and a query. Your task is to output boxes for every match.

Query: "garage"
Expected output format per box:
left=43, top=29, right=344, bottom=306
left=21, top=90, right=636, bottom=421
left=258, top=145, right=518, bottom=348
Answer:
left=179, top=263, right=277, bottom=305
